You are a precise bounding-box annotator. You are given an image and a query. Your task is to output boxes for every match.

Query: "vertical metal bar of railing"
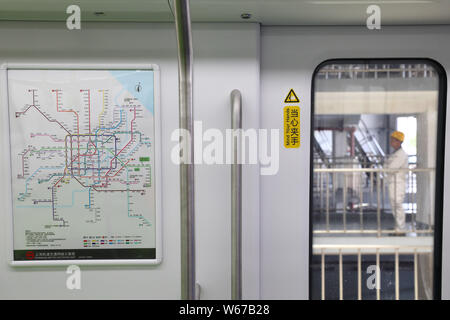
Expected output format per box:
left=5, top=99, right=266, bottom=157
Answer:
left=357, top=249, right=362, bottom=300
left=394, top=174, right=397, bottom=232
left=321, top=249, right=325, bottom=300
left=231, top=89, right=242, bottom=300
left=377, top=173, right=381, bottom=237
left=410, top=170, right=412, bottom=215
left=370, top=171, right=374, bottom=209
left=376, top=249, right=381, bottom=300
left=359, top=177, right=363, bottom=231
left=395, top=249, right=400, bottom=300
left=413, top=171, right=416, bottom=232
left=415, top=172, right=418, bottom=232
left=428, top=252, right=433, bottom=290
left=332, top=172, right=336, bottom=229
left=414, top=249, right=418, bottom=300
left=381, top=173, right=385, bottom=223
left=343, top=174, right=347, bottom=232
left=428, top=174, right=433, bottom=231
left=411, top=172, right=417, bottom=232
left=314, top=170, right=317, bottom=199
left=411, top=170, right=414, bottom=220
left=408, top=170, right=412, bottom=227
left=326, top=173, right=330, bottom=232
left=339, top=249, right=343, bottom=300
left=320, top=171, right=323, bottom=211
left=174, top=0, right=196, bottom=300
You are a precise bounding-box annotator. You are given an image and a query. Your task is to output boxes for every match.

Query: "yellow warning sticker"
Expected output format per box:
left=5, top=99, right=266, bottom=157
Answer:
left=284, top=89, right=299, bottom=103
left=284, top=106, right=300, bottom=148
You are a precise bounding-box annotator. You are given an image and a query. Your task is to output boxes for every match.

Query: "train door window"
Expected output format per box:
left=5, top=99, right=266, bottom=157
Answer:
left=310, top=60, right=445, bottom=300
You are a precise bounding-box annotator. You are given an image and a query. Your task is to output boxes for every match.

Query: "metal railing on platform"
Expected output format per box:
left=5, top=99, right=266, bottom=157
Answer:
left=313, top=243, right=433, bottom=300
left=316, top=63, right=438, bottom=80
left=313, top=167, right=435, bottom=236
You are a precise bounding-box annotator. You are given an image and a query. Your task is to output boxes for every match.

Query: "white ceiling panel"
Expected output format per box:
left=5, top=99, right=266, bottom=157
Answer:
left=0, top=0, right=449, bottom=25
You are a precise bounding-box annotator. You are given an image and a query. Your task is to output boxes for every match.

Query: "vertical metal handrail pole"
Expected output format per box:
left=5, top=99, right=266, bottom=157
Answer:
left=174, top=0, right=196, bottom=300
left=231, top=89, right=242, bottom=300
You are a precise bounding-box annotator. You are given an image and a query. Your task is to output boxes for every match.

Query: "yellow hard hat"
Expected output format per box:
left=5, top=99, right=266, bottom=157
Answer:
left=391, top=131, right=405, bottom=142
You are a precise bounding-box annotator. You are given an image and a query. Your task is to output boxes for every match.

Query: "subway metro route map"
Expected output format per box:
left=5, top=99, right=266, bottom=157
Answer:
left=7, top=69, right=158, bottom=261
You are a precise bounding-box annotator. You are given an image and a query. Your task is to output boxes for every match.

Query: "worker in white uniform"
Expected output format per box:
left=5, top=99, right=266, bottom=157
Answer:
left=386, top=131, right=409, bottom=232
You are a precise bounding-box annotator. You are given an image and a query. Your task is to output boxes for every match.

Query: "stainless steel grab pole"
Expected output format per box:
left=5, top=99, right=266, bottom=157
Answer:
left=174, top=0, right=196, bottom=300
left=231, top=89, right=242, bottom=300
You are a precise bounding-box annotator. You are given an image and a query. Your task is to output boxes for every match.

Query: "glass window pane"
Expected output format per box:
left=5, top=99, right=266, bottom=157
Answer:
left=311, top=60, right=444, bottom=300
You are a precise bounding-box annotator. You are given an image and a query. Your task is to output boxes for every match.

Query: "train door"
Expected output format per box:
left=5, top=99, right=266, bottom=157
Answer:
left=260, top=26, right=449, bottom=300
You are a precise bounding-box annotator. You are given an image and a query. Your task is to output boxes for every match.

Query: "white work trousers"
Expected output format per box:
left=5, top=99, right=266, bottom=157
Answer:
left=388, top=174, right=406, bottom=231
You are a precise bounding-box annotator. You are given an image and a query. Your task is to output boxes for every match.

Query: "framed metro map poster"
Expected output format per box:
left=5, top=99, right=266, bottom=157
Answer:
left=1, top=64, right=162, bottom=265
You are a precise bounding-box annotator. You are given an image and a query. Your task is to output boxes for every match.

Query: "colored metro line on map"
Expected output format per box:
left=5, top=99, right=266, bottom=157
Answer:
left=7, top=69, right=158, bottom=261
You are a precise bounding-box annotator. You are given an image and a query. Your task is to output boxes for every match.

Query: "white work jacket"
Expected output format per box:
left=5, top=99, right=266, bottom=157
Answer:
left=385, top=147, right=409, bottom=196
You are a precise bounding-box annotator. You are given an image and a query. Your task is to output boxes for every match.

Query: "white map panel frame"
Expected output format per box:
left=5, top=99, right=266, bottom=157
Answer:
left=1, top=63, right=162, bottom=266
